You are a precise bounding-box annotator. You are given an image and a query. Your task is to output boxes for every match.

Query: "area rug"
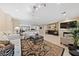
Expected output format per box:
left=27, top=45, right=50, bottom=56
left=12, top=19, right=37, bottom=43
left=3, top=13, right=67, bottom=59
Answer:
left=21, top=39, right=64, bottom=56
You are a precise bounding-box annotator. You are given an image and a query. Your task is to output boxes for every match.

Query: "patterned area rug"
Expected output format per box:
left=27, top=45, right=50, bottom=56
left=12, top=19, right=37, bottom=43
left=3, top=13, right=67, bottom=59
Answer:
left=21, top=39, right=64, bottom=56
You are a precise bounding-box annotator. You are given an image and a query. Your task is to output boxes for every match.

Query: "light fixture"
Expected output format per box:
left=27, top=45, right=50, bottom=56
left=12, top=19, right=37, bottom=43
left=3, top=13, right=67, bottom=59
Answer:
left=61, top=11, right=66, bottom=14
left=31, top=3, right=46, bottom=16
left=61, top=11, right=66, bottom=16
left=40, top=3, right=46, bottom=7
left=15, top=27, right=20, bottom=34
left=32, top=3, right=46, bottom=11
left=33, top=5, right=38, bottom=11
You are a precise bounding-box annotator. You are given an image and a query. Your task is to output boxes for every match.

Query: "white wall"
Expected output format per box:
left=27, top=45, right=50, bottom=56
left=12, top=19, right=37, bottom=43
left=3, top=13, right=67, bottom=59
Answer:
left=0, top=9, right=20, bottom=34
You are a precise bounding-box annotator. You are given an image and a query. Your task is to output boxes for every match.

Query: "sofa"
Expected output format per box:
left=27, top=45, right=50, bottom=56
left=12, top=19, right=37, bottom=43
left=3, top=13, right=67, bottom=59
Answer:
left=0, top=41, right=14, bottom=56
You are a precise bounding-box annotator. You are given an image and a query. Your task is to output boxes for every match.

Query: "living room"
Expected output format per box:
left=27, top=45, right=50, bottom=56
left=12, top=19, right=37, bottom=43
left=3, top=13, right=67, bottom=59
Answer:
left=0, top=3, right=79, bottom=56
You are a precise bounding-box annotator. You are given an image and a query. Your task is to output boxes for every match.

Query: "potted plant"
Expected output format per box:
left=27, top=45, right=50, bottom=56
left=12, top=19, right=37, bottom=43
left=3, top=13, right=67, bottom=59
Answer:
left=68, top=21, right=79, bottom=51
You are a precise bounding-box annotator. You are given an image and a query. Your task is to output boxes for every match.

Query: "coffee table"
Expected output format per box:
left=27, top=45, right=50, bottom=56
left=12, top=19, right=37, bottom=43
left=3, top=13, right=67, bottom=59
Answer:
left=29, top=35, right=44, bottom=44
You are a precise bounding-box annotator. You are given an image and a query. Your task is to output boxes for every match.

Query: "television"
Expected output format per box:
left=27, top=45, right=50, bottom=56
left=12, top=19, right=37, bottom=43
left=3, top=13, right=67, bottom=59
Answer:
left=60, top=21, right=77, bottom=28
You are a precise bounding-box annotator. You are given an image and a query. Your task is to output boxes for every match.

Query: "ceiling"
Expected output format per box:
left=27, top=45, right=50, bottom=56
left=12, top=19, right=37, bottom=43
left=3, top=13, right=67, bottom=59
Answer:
left=0, top=3, right=79, bottom=25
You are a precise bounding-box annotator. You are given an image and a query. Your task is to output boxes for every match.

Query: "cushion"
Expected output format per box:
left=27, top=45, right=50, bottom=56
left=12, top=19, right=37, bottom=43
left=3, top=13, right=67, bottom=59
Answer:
left=0, top=40, right=10, bottom=45
left=0, top=44, right=5, bottom=48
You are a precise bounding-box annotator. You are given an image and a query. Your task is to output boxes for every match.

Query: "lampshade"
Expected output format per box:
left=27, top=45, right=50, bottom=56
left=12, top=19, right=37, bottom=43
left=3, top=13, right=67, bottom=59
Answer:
left=15, top=27, right=20, bottom=30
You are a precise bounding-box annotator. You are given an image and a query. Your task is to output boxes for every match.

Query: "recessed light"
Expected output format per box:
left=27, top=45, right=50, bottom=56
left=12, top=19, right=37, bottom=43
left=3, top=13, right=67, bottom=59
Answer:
left=26, top=7, right=32, bottom=13
left=15, top=9, right=19, bottom=12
